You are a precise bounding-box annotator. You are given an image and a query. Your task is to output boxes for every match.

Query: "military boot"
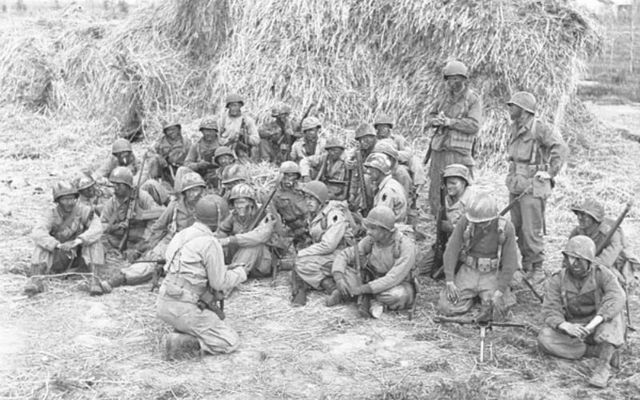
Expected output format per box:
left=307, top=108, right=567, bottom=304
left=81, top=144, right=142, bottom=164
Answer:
left=107, top=272, right=127, bottom=289
left=588, top=360, right=612, bottom=388
left=23, top=277, right=45, bottom=297
left=357, top=295, right=372, bottom=318
left=291, top=271, right=307, bottom=307
left=320, top=277, right=336, bottom=293
left=325, top=290, right=344, bottom=307
left=164, top=332, right=201, bottom=361
left=89, top=276, right=105, bottom=296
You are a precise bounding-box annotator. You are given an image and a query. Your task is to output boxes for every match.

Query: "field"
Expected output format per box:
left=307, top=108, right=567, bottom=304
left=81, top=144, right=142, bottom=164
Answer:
left=1, top=2, right=640, bottom=400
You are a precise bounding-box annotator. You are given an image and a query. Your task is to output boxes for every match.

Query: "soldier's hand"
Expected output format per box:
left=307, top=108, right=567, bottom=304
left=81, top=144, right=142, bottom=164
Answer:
left=440, top=220, right=454, bottom=233
left=350, top=284, right=369, bottom=296
left=57, top=239, right=81, bottom=252
left=445, top=281, right=460, bottom=304
left=335, top=276, right=351, bottom=297
left=302, top=176, right=311, bottom=183
left=123, top=249, right=141, bottom=262
left=559, top=322, right=589, bottom=339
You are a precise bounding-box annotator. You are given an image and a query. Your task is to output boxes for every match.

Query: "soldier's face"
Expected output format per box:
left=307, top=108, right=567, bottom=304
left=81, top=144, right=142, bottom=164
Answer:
left=303, top=127, right=319, bottom=141
left=327, top=147, right=343, bottom=161
left=508, top=104, right=522, bottom=121
left=576, top=212, right=598, bottom=231
left=375, top=124, right=392, bottom=139
left=305, top=195, right=322, bottom=214
left=113, top=182, right=131, bottom=198
left=365, top=166, right=382, bottom=183
left=359, top=136, right=376, bottom=150
left=201, top=128, right=218, bottom=141
left=228, top=102, right=242, bottom=117
left=282, top=173, right=299, bottom=189
left=445, top=75, right=465, bottom=94
left=184, top=186, right=204, bottom=204
left=327, top=184, right=345, bottom=200
left=446, top=177, right=466, bottom=197
left=216, top=155, right=234, bottom=168
left=564, top=254, right=591, bottom=279
left=366, top=224, right=392, bottom=243
left=233, top=198, right=253, bottom=218
left=116, top=151, right=132, bottom=166
left=57, top=195, right=78, bottom=213
left=79, top=187, right=96, bottom=199
left=275, top=113, right=289, bottom=123
left=164, top=126, right=181, bottom=141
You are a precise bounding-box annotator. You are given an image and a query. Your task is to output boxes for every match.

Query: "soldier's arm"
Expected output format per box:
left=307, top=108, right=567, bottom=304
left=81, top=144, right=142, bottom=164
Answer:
left=298, top=213, right=347, bottom=258
left=332, top=236, right=372, bottom=276
left=203, top=239, right=247, bottom=291
left=538, top=124, right=568, bottom=177
left=226, top=219, right=276, bottom=247
left=216, top=214, right=234, bottom=237
left=299, top=154, right=323, bottom=179
left=100, top=200, right=118, bottom=232
left=497, top=221, right=519, bottom=293
left=77, top=206, right=103, bottom=245
left=258, top=121, right=275, bottom=139
left=596, top=267, right=626, bottom=321
left=145, top=201, right=175, bottom=243
left=290, top=140, right=303, bottom=162
left=31, top=209, right=60, bottom=251
left=596, top=226, right=624, bottom=269
left=184, top=144, right=200, bottom=169
left=443, top=216, right=466, bottom=282
left=245, top=117, right=261, bottom=146
left=542, top=274, right=568, bottom=328
left=367, top=236, right=415, bottom=294
left=448, top=93, right=482, bottom=135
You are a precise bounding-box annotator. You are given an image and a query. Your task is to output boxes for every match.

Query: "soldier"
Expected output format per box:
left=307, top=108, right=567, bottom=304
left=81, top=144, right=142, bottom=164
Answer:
left=157, top=197, right=250, bottom=360
left=300, top=137, right=348, bottom=199
left=437, top=193, right=518, bottom=319
left=258, top=102, right=295, bottom=164
left=538, top=236, right=626, bottom=388
left=292, top=181, right=353, bottom=306
left=218, top=183, right=277, bottom=278
left=218, top=93, right=260, bottom=162
left=505, top=91, right=568, bottom=276
left=74, top=174, right=105, bottom=216
left=345, top=123, right=377, bottom=212
left=25, top=181, right=105, bottom=296
left=185, top=117, right=221, bottom=187
left=148, top=121, right=192, bottom=190
left=106, top=172, right=210, bottom=289
left=271, top=161, right=310, bottom=248
left=101, top=167, right=164, bottom=252
left=372, top=140, right=412, bottom=200
left=290, top=117, right=326, bottom=163
left=363, top=153, right=407, bottom=223
left=329, top=206, right=416, bottom=318
left=425, top=60, right=482, bottom=217
left=219, top=164, right=248, bottom=203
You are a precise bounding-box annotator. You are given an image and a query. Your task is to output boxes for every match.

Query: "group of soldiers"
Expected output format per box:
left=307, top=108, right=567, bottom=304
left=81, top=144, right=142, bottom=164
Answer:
left=25, top=60, right=637, bottom=389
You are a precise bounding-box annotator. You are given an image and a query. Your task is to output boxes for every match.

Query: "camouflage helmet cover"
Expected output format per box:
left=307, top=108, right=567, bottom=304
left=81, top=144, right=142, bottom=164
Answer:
left=213, top=146, right=235, bottom=162
left=229, top=182, right=257, bottom=202
left=443, top=163, right=472, bottom=185
left=271, top=102, right=292, bottom=116
left=301, top=116, right=321, bottom=132
left=373, top=114, right=394, bottom=128
left=221, top=164, right=247, bottom=184
left=562, top=235, right=596, bottom=262
left=364, top=153, right=392, bottom=175
left=180, top=172, right=206, bottom=192
left=199, top=117, right=219, bottom=131
left=324, top=137, right=346, bottom=150
left=571, top=199, right=605, bottom=223
left=280, top=161, right=301, bottom=176
left=225, top=93, right=244, bottom=107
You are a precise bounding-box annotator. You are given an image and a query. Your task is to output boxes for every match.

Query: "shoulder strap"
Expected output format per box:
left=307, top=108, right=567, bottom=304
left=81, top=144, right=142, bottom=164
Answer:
left=496, top=217, right=507, bottom=264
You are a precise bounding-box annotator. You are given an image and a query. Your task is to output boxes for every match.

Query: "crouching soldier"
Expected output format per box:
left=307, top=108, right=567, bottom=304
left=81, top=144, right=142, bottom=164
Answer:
left=157, top=198, right=250, bottom=360
left=291, top=181, right=353, bottom=306
left=329, top=206, right=416, bottom=318
left=437, top=193, right=518, bottom=319
left=25, top=181, right=105, bottom=296
left=537, top=235, right=626, bottom=388
left=217, top=183, right=277, bottom=278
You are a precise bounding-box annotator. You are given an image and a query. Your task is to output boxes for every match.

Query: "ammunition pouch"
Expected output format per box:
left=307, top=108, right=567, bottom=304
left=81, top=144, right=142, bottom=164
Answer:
left=197, top=289, right=226, bottom=320
left=464, top=256, right=499, bottom=273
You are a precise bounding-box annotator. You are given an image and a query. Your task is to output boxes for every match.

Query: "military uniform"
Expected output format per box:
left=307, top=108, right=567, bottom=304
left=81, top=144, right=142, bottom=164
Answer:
left=218, top=113, right=260, bottom=162
left=258, top=118, right=295, bottom=163
left=148, top=134, right=192, bottom=188
left=290, top=137, right=326, bottom=163
left=372, top=175, right=407, bottom=224
left=270, top=184, right=309, bottom=244
left=157, top=222, right=246, bottom=355
left=185, top=137, right=220, bottom=185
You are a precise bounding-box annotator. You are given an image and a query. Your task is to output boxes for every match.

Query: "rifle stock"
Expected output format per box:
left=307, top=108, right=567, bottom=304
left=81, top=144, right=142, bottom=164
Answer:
left=595, top=200, right=633, bottom=255
left=118, top=155, right=148, bottom=252
left=355, top=150, right=372, bottom=214
left=430, top=175, right=448, bottom=279
left=249, top=179, right=280, bottom=230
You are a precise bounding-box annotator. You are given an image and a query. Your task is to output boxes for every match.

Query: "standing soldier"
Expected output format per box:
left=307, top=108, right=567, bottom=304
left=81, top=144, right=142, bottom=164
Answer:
left=538, top=236, right=626, bottom=388
left=292, top=181, right=353, bottom=306
left=290, top=117, right=326, bottom=163
left=329, top=206, right=417, bottom=318
left=363, top=153, right=407, bottom=223
left=148, top=121, right=192, bottom=191
left=258, top=102, right=295, bottom=163
left=424, top=60, right=482, bottom=217
left=218, top=183, right=277, bottom=278
left=157, top=198, right=250, bottom=360
left=437, top=193, right=518, bottom=319
left=185, top=117, right=221, bottom=187
left=25, top=181, right=105, bottom=296
left=218, top=93, right=260, bottom=163
left=505, top=91, right=568, bottom=276
left=271, top=161, right=310, bottom=248
left=300, top=137, right=348, bottom=199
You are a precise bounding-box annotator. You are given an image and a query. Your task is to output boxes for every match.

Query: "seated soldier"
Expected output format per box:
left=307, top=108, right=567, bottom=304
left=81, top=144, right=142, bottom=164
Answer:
left=101, top=167, right=164, bottom=253
left=218, top=93, right=260, bottom=163
left=74, top=174, right=106, bottom=216
left=300, top=137, right=348, bottom=199
left=157, top=198, right=251, bottom=360
left=147, top=121, right=191, bottom=190
left=437, top=192, right=518, bottom=319
left=372, top=140, right=412, bottom=200
left=290, top=117, right=326, bottom=163
left=270, top=161, right=310, bottom=249
left=25, top=181, right=105, bottom=296
left=185, top=117, right=220, bottom=187
left=538, top=235, right=626, bottom=388
left=208, top=146, right=236, bottom=191
left=329, top=206, right=417, bottom=318
left=217, top=183, right=277, bottom=278
left=258, top=102, right=295, bottom=164
left=106, top=172, right=214, bottom=289
left=218, top=164, right=248, bottom=204
left=363, top=153, right=407, bottom=223
left=345, top=124, right=377, bottom=212
left=292, top=181, right=353, bottom=306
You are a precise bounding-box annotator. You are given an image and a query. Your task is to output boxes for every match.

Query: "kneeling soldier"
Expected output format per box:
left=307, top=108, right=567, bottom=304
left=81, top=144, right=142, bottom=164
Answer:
left=537, top=235, right=626, bottom=388
left=330, top=206, right=416, bottom=318
left=157, top=198, right=250, bottom=360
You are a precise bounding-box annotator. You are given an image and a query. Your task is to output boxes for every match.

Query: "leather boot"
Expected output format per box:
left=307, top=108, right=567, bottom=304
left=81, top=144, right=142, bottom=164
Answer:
left=23, top=277, right=45, bottom=297
left=107, top=272, right=127, bottom=289
left=291, top=271, right=307, bottom=307
left=320, top=277, right=336, bottom=293
left=164, top=332, right=200, bottom=361
left=89, top=276, right=105, bottom=296
left=357, top=295, right=372, bottom=318
left=588, top=360, right=611, bottom=388
left=325, top=290, right=344, bottom=307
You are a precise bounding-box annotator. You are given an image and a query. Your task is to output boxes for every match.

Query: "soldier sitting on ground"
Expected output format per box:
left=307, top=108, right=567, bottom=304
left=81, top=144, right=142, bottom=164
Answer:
left=537, top=235, right=626, bottom=389
left=218, top=93, right=260, bottom=163
left=147, top=121, right=192, bottom=190
left=185, top=117, right=221, bottom=187
left=345, top=123, right=377, bottom=212
left=363, top=153, right=407, bottom=223
left=258, top=102, right=295, bottom=164
left=218, top=164, right=248, bottom=204
left=300, top=137, right=349, bottom=200
left=157, top=197, right=251, bottom=360
left=329, top=206, right=417, bottom=318
left=372, top=140, right=413, bottom=200
left=270, top=161, right=310, bottom=250
left=74, top=174, right=106, bottom=216
left=291, top=181, right=353, bottom=306
left=25, top=180, right=105, bottom=296
left=290, top=117, right=326, bottom=163
left=437, top=192, right=518, bottom=320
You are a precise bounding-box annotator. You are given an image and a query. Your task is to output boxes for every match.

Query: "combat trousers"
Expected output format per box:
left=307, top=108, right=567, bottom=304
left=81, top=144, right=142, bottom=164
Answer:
left=537, top=313, right=626, bottom=360
left=225, top=243, right=272, bottom=278
left=296, top=254, right=335, bottom=289
left=428, top=150, right=473, bottom=217
left=509, top=192, right=545, bottom=267
left=342, top=267, right=414, bottom=310
left=120, top=236, right=170, bottom=285
left=141, top=179, right=170, bottom=206
left=31, top=242, right=105, bottom=274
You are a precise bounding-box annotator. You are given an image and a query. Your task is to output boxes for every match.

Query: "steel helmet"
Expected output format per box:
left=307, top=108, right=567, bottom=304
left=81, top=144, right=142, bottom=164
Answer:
left=302, top=180, right=329, bottom=204
left=571, top=199, right=605, bottom=223
left=202, top=193, right=229, bottom=221
left=180, top=172, right=206, bottom=192
left=373, top=140, right=399, bottom=161
left=354, top=123, right=376, bottom=139
left=324, top=137, right=345, bottom=150
left=562, top=235, right=596, bottom=262
left=195, top=197, right=219, bottom=228
left=111, top=138, right=132, bottom=155
left=364, top=206, right=396, bottom=231
left=301, top=117, right=321, bottom=132
left=74, top=175, right=96, bottom=191
left=280, top=161, right=301, bottom=176
left=225, top=93, right=244, bottom=107
left=373, top=114, right=394, bottom=128
left=271, top=102, right=292, bottom=117
left=52, top=180, right=79, bottom=201
left=443, top=163, right=472, bottom=185
left=199, top=117, right=219, bottom=131
left=213, top=146, right=235, bottom=163
left=443, top=60, right=469, bottom=79
left=229, top=183, right=256, bottom=203
left=162, top=120, right=181, bottom=131
left=466, top=193, right=498, bottom=223
left=109, top=166, right=134, bottom=188
left=221, top=164, right=247, bottom=184
left=507, top=91, right=536, bottom=114
left=364, top=153, right=392, bottom=175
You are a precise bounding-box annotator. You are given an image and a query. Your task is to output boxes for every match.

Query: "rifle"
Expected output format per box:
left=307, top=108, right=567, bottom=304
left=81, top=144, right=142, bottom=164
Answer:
left=351, top=236, right=373, bottom=318
left=297, top=101, right=315, bottom=135
left=345, top=169, right=353, bottom=202
left=314, top=154, right=328, bottom=181
left=433, top=316, right=531, bottom=362
left=430, top=174, right=449, bottom=280
left=355, top=150, right=373, bottom=215
left=249, top=179, right=280, bottom=230
left=118, top=155, right=148, bottom=252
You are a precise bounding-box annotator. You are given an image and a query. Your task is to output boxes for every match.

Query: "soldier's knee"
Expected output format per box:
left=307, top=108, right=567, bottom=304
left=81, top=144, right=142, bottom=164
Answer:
left=537, top=327, right=585, bottom=360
